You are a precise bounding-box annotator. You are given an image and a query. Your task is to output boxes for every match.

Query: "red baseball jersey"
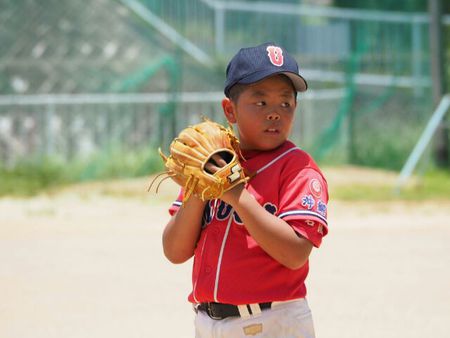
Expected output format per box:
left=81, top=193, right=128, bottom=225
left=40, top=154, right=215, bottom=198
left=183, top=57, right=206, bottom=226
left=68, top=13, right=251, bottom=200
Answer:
left=168, top=140, right=329, bottom=305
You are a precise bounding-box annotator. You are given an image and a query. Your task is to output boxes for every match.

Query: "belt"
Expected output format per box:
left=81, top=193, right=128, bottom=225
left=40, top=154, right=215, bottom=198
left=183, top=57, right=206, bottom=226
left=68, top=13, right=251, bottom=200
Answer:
left=196, top=302, right=272, bottom=320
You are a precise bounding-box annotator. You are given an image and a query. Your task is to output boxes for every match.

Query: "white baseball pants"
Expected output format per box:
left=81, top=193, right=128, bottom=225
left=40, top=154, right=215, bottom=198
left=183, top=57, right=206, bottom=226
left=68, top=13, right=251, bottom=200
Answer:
left=194, top=298, right=315, bottom=338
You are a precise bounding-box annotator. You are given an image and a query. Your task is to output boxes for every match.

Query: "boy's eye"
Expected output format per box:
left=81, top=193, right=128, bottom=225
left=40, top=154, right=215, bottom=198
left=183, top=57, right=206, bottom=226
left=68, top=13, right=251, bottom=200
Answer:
left=281, top=102, right=291, bottom=108
left=255, top=101, right=266, bottom=106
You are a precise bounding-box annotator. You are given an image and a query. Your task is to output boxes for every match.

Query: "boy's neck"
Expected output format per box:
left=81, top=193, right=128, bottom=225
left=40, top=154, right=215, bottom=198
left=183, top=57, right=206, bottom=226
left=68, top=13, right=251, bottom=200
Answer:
left=240, top=141, right=290, bottom=159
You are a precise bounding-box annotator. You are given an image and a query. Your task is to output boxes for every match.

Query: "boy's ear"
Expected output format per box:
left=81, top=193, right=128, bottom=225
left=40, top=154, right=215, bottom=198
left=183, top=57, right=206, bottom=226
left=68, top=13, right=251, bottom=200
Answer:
left=222, top=98, right=237, bottom=123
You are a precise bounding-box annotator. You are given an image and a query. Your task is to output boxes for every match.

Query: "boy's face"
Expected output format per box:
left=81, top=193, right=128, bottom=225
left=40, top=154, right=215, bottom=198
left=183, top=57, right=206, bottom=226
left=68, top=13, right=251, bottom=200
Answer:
left=222, top=75, right=297, bottom=151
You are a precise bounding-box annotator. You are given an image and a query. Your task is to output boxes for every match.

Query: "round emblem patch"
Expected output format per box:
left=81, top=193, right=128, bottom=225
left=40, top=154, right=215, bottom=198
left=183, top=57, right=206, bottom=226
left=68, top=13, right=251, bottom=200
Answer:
left=309, top=179, right=322, bottom=198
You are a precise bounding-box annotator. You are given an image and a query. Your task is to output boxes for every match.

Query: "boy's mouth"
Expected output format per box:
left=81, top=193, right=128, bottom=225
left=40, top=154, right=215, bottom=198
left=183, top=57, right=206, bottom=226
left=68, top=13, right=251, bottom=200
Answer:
left=265, top=128, right=279, bottom=133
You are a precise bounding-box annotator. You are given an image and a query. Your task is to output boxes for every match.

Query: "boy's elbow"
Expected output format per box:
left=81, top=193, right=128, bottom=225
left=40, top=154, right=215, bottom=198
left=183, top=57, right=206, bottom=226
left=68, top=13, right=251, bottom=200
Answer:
left=285, top=259, right=307, bottom=270
left=165, top=254, right=189, bottom=264
left=162, top=233, right=194, bottom=264
left=163, top=248, right=192, bottom=264
left=282, top=239, right=313, bottom=269
left=281, top=253, right=309, bottom=270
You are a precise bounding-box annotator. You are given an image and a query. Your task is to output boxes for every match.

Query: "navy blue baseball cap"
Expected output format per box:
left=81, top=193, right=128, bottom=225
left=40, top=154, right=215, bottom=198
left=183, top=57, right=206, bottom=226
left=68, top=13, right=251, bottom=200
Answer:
left=224, top=42, right=308, bottom=97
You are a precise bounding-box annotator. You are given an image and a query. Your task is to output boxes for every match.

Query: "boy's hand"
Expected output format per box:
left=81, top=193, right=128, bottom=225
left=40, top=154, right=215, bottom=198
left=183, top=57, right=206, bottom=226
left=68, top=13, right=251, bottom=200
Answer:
left=204, top=153, right=228, bottom=173
left=205, top=153, right=246, bottom=205
left=156, top=119, right=249, bottom=203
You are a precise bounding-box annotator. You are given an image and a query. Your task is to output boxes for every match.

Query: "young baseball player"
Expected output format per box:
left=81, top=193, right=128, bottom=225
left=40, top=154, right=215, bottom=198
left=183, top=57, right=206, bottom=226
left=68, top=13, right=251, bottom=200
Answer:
left=162, top=42, right=329, bottom=337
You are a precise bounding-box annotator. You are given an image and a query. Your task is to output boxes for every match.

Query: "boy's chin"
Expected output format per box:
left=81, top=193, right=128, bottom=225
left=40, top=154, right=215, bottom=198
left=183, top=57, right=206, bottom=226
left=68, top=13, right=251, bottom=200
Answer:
left=247, top=141, right=286, bottom=152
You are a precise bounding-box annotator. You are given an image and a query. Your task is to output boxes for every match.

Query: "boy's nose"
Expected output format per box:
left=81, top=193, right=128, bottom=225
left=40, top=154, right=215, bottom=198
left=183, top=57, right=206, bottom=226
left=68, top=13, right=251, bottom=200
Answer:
left=266, top=112, right=280, bottom=121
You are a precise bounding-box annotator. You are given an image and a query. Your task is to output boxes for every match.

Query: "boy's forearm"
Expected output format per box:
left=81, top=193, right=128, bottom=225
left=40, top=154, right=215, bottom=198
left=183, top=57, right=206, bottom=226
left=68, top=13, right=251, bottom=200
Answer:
left=162, top=197, right=206, bottom=264
left=222, top=185, right=313, bottom=270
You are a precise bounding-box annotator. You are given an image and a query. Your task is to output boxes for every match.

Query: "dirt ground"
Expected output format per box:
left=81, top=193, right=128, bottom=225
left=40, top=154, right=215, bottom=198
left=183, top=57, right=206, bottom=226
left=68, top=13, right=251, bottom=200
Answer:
left=1, top=167, right=449, bottom=338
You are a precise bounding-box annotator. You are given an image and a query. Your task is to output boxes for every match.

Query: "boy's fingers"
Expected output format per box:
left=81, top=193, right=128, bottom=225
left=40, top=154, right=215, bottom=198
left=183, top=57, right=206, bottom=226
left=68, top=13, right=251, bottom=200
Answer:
left=211, top=154, right=228, bottom=167
left=204, top=162, right=220, bottom=174
left=205, top=154, right=229, bottom=174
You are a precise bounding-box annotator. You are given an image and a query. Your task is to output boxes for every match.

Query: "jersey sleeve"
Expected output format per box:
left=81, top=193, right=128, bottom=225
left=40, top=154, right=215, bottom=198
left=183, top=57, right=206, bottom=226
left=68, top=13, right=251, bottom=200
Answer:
left=278, top=168, right=329, bottom=247
left=168, top=189, right=183, bottom=216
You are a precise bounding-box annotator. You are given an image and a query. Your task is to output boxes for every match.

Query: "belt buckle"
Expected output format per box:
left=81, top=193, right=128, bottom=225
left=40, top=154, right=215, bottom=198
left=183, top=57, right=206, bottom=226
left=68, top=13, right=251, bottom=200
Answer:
left=207, top=303, right=223, bottom=320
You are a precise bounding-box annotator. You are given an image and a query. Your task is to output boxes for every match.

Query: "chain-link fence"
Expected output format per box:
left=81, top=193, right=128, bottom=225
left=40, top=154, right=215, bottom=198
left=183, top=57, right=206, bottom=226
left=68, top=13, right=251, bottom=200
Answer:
left=0, top=89, right=344, bottom=170
left=1, top=0, right=448, bottom=173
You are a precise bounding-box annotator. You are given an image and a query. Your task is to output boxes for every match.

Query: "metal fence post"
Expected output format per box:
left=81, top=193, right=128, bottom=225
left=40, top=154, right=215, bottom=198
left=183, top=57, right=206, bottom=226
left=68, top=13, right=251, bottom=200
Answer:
left=45, top=102, right=55, bottom=157
left=412, top=17, right=423, bottom=98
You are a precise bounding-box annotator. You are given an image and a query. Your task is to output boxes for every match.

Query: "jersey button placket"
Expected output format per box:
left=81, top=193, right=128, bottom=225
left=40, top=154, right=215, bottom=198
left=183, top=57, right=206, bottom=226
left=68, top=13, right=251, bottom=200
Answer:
left=211, top=226, right=220, bottom=236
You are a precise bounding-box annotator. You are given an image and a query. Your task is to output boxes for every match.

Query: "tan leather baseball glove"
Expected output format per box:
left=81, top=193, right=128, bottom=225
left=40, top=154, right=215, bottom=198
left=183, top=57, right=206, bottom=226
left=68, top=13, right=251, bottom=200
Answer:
left=153, top=119, right=249, bottom=202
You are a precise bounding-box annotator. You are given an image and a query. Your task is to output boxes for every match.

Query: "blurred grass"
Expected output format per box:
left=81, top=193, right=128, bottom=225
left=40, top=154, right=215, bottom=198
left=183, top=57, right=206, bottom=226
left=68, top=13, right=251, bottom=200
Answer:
left=332, top=169, right=450, bottom=201
left=0, top=147, right=164, bottom=197
left=1, top=152, right=449, bottom=201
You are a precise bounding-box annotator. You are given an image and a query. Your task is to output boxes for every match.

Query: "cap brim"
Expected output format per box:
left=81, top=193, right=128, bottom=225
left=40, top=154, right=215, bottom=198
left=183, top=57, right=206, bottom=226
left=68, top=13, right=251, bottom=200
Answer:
left=283, top=72, right=308, bottom=92
left=237, top=70, right=308, bottom=92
